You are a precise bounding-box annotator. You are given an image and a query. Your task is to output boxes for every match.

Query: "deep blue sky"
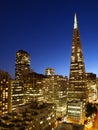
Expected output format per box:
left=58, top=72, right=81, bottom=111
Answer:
left=0, top=0, right=98, bottom=78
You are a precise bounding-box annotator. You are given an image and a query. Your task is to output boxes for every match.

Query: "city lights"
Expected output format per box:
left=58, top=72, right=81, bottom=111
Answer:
left=0, top=7, right=98, bottom=130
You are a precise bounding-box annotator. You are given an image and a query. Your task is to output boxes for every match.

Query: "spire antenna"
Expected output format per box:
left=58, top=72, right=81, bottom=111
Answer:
left=74, top=13, right=78, bottom=29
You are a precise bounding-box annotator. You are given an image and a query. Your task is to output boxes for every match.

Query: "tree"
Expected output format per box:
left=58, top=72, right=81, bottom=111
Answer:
left=86, top=102, right=97, bottom=117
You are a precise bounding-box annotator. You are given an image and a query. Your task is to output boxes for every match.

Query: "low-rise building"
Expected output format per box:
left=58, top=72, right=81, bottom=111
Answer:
left=55, top=122, right=84, bottom=130
left=0, top=101, right=56, bottom=130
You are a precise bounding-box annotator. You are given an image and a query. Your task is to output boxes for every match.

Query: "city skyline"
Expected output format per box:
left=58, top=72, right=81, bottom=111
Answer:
left=0, top=0, right=98, bottom=78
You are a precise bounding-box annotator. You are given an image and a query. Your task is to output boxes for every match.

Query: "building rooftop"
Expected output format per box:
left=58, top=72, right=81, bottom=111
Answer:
left=0, top=101, right=56, bottom=130
left=56, top=122, right=84, bottom=130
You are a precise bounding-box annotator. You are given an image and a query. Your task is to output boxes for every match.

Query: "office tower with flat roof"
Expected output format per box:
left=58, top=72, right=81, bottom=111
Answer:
left=67, top=13, right=88, bottom=124
left=15, top=50, right=30, bottom=80
left=23, top=71, right=45, bottom=103
left=0, top=70, right=11, bottom=116
left=12, top=50, right=30, bottom=110
left=43, top=69, right=68, bottom=117
left=86, top=73, right=97, bottom=102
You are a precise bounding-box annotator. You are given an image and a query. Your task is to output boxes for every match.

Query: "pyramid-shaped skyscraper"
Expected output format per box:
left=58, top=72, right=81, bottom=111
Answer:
left=67, top=13, right=88, bottom=124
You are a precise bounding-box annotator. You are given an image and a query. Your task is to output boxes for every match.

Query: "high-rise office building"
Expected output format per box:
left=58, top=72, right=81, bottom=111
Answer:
left=67, top=13, right=88, bottom=124
left=43, top=69, right=68, bottom=117
left=86, top=73, right=97, bottom=102
left=11, top=80, right=24, bottom=110
left=15, top=50, right=30, bottom=80
left=0, top=70, right=11, bottom=116
left=23, top=71, right=45, bottom=103
left=12, top=50, right=30, bottom=110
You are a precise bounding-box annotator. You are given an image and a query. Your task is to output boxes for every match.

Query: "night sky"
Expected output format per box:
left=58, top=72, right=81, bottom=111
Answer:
left=0, top=0, right=98, bottom=78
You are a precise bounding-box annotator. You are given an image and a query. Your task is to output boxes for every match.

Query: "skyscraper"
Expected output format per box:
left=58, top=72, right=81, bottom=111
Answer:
left=15, top=50, right=30, bottom=80
left=67, top=13, right=88, bottom=124
left=0, top=70, right=11, bottom=116
left=12, top=50, right=30, bottom=110
left=43, top=69, right=68, bottom=117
